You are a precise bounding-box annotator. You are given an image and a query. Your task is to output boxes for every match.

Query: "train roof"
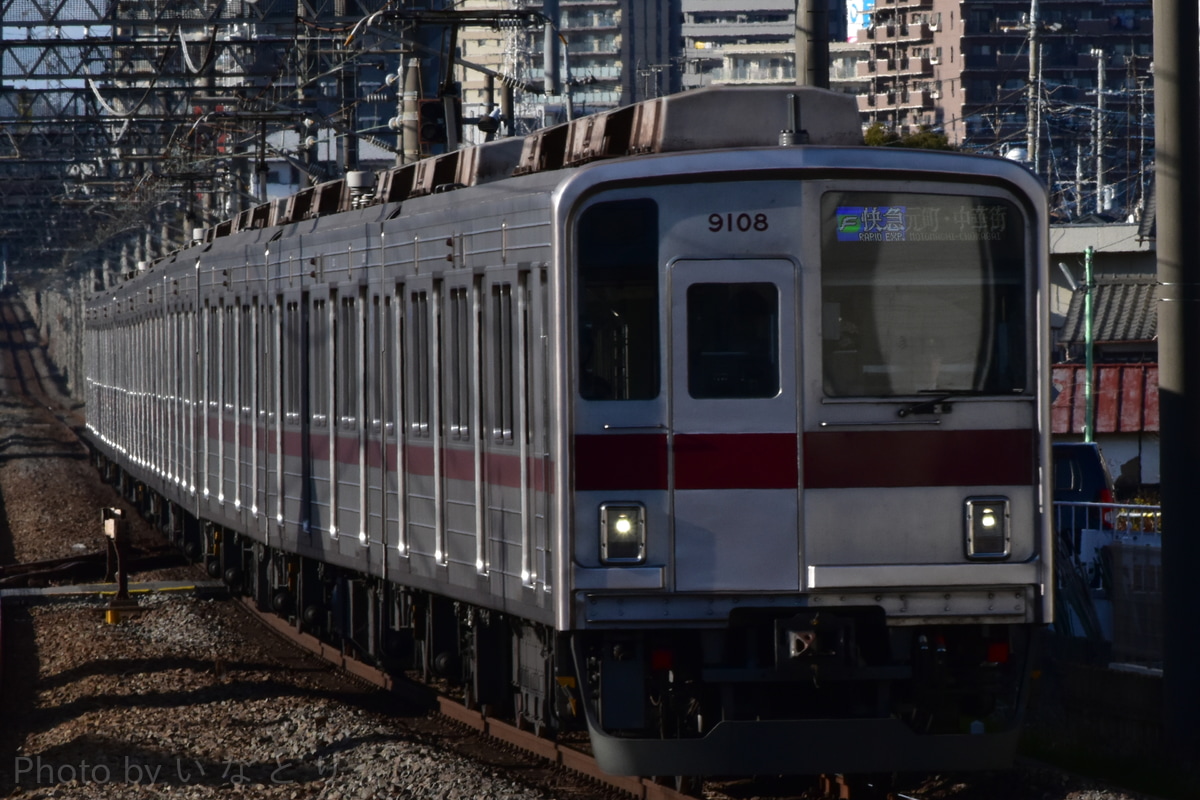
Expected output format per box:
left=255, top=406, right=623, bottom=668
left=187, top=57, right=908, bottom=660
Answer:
left=193, top=86, right=863, bottom=247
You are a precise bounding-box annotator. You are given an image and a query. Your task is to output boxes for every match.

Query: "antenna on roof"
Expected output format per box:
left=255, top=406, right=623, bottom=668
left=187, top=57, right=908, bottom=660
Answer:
left=779, top=93, right=809, bottom=146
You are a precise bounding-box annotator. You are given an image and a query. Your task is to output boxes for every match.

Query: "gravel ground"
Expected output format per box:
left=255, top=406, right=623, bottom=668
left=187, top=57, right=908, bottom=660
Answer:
left=0, top=290, right=1187, bottom=800
left=3, top=597, right=565, bottom=800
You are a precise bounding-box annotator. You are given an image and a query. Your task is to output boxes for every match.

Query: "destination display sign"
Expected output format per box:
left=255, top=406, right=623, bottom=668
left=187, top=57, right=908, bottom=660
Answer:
left=835, top=202, right=1012, bottom=242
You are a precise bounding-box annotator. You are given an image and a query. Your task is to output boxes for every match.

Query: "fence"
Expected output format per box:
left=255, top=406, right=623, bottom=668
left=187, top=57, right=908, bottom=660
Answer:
left=1054, top=501, right=1162, bottom=666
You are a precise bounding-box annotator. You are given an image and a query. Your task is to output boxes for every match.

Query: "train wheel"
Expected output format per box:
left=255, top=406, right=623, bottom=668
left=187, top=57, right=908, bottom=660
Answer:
left=271, top=589, right=292, bottom=615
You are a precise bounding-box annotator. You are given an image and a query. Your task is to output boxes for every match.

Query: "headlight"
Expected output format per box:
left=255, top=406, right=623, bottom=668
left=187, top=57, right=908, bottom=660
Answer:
left=964, top=496, right=1011, bottom=559
left=600, top=503, right=646, bottom=564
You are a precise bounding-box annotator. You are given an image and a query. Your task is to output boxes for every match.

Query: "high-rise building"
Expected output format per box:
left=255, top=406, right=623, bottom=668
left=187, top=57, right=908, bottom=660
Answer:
left=679, top=0, right=847, bottom=89
left=456, top=0, right=1152, bottom=219
left=457, top=0, right=677, bottom=137
left=850, top=0, right=1153, bottom=217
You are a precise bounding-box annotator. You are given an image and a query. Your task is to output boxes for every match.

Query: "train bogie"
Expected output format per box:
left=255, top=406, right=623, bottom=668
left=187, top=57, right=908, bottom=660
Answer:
left=85, top=85, right=1051, bottom=778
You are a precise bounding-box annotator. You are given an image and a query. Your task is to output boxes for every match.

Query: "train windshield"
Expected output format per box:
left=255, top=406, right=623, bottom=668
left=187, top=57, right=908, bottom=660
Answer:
left=576, top=198, right=661, bottom=400
left=820, top=191, right=1028, bottom=398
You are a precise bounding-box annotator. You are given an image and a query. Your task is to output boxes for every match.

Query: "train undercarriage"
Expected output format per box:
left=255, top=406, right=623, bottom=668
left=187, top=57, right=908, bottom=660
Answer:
left=97, top=449, right=1033, bottom=779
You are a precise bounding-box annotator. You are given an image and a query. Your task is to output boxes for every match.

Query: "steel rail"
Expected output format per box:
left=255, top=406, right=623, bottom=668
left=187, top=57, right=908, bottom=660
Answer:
left=240, top=596, right=697, bottom=800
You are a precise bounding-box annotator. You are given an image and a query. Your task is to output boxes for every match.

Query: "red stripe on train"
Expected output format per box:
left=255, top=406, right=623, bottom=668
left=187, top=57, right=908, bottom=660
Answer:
left=574, top=429, right=1035, bottom=491
left=575, top=434, right=669, bottom=491
left=674, top=433, right=798, bottom=489
left=274, top=429, right=552, bottom=491
left=802, top=429, right=1036, bottom=488
left=573, top=433, right=797, bottom=491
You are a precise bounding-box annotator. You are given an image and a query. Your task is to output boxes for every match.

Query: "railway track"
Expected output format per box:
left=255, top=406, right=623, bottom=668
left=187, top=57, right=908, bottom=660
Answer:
left=239, top=594, right=702, bottom=800
left=0, top=551, right=191, bottom=588
left=0, top=294, right=64, bottom=419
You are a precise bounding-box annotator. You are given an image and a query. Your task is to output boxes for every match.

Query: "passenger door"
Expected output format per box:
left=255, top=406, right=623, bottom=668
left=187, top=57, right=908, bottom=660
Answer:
left=669, top=259, right=801, bottom=592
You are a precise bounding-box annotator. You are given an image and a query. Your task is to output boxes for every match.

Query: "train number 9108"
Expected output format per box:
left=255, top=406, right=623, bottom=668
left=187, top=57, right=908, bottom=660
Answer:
left=708, top=212, right=769, bottom=232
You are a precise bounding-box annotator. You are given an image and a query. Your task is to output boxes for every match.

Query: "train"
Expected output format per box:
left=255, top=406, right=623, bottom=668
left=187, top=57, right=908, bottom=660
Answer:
left=83, top=85, right=1053, bottom=778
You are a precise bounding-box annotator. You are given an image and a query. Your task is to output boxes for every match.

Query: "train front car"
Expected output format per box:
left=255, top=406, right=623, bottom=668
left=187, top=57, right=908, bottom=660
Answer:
left=555, top=89, right=1051, bottom=777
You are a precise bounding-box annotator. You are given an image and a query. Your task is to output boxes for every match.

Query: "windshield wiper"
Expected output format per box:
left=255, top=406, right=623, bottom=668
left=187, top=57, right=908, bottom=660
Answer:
left=897, top=389, right=985, bottom=418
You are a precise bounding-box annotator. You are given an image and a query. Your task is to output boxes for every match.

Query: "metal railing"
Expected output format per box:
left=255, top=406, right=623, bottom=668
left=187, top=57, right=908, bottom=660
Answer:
left=1053, top=500, right=1162, bottom=666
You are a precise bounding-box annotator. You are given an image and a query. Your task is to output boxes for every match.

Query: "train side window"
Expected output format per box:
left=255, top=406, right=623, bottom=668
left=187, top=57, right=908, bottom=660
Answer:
left=367, top=296, right=382, bottom=434
left=337, top=295, right=360, bottom=427
left=448, top=286, right=471, bottom=440
left=241, top=304, right=254, bottom=416
left=521, top=273, right=536, bottom=447
left=207, top=305, right=220, bottom=411
left=576, top=198, right=660, bottom=400
left=224, top=305, right=236, bottom=412
left=282, top=301, right=303, bottom=424
left=223, top=307, right=234, bottom=412
left=311, top=298, right=329, bottom=427
left=492, top=283, right=514, bottom=443
left=411, top=290, right=431, bottom=436
left=385, top=293, right=399, bottom=437
left=687, top=283, right=780, bottom=399
left=260, top=303, right=275, bottom=425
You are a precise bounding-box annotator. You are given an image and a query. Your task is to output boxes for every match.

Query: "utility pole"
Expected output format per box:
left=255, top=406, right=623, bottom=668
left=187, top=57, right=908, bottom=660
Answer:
left=1137, top=75, right=1148, bottom=215
left=1025, top=0, right=1040, bottom=170
left=1092, top=47, right=1105, bottom=213
left=399, top=58, right=420, bottom=165
left=1083, top=246, right=1095, bottom=442
left=796, top=0, right=830, bottom=89
left=1075, top=141, right=1084, bottom=218
left=543, top=0, right=560, bottom=95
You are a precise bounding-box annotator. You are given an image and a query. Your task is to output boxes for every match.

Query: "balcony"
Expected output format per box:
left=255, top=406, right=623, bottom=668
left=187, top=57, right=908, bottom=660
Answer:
left=866, top=21, right=934, bottom=42
left=1076, top=18, right=1133, bottom=35
left=709, top=65, right=796, bottom=84
left=898, top=56, right=933, bottom=76
left=561, top=14, right=619, bottom=31
left=859, top=89, right=936, bottom=112
left=566, top=37, right=621, bottom=54
left=995, top=52, right=1030, bottom=71
left=899, top=88, right=935, bottom=109
left=680, top=0, right=794, bottom=11
left=680, top=21, right=795, bottom=39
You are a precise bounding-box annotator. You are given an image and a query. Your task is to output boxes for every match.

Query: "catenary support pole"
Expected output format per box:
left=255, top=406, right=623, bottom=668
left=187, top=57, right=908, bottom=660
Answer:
left=1153, top=0, right=1200, bottom=764
left=1084, top=246, right=1094, bottom=443
left=795, top=0, right=829, bottom=89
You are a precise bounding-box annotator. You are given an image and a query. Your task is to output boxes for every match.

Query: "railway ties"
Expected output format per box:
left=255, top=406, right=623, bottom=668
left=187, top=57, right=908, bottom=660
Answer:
left=239, top=592, right=700, bottom=800
left=0, top=579, right=226, bottom=606
left=0, top=550, right=194, bottom=590
left=0, top=541, right=620, bottom=800
left=0, top=520, right=695, bottom=799
left=236, top=592, right=943, bottom=800
left=0, top=510, right=214, bottom=618
left=0, top=523, right=224, bottom=722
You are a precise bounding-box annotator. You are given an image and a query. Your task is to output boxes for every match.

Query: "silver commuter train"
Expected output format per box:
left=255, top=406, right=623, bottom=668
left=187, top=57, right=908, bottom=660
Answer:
left=84, top=85, right=1053, bottom=777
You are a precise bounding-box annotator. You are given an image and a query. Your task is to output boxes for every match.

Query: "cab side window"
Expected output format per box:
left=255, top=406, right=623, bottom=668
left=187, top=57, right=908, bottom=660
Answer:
left=576, top=198, right=660, bottom=400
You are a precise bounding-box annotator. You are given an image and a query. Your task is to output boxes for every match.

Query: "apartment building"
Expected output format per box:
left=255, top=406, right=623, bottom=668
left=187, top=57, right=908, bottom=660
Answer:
left=679, top=0, right=848, bottom=89
left=456, top=0, right=676, bottom=138
left=850, top=3, right=1150, bottom=148
left=844, top=0, right=1152, bottom=216
left=455, top=0, right=1151, bottom=217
